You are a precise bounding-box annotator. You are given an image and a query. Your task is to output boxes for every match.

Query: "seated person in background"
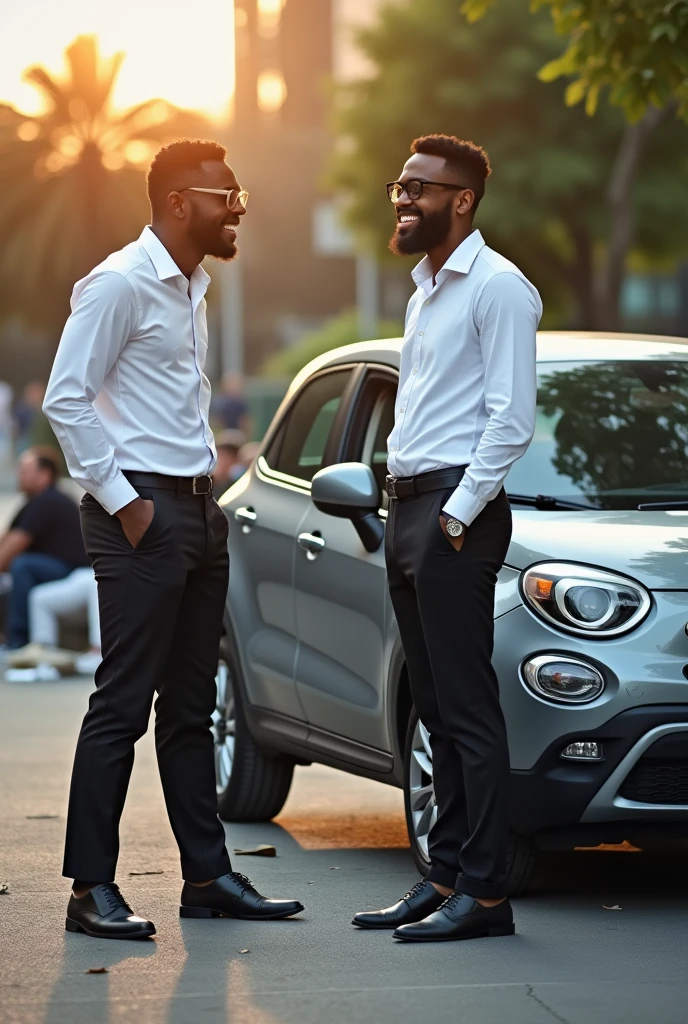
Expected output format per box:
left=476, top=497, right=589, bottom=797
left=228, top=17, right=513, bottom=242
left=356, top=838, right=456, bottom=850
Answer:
left=0, top=447, right=89, bottom=649
left=212, top=428, right=247, bottom=493
left=6, top=567, right=101, bottom=678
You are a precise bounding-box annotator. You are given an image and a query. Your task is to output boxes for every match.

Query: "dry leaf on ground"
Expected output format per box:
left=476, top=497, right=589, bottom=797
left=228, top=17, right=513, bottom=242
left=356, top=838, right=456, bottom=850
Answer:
left=129, top=870, right=164, bottom=876
left=0, top=884, right=9, bottom=895
left=233, top=845, right=277, bottom=858
left=85, top=967, right=108, bottom=974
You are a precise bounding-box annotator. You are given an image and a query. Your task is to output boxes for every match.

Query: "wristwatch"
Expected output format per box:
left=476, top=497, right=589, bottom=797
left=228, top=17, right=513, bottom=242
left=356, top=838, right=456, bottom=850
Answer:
left=442, top=513, right=465, bottom=539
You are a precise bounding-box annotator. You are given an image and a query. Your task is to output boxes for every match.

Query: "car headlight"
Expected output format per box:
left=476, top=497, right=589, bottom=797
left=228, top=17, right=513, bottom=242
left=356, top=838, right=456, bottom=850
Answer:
left=522, top=655, right=605, bottom=704
left=521, top=562, right=651, bottom=637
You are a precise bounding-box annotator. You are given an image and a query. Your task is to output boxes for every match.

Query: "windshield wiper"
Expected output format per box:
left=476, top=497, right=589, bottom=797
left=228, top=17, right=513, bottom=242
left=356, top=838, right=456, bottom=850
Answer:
left=507, top=493, right=597, bottom=511
left=638, top=500, right=688, bottom=510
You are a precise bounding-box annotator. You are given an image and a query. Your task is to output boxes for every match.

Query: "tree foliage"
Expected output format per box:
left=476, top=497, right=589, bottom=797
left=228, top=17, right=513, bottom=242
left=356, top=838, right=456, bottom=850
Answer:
left=462, top=0, right=688, bottom=122
left=261, top=310, right=403, bottom=376
left=0, top=36, right=209, bottom=331
left=329, top=0, right=688, bottom=327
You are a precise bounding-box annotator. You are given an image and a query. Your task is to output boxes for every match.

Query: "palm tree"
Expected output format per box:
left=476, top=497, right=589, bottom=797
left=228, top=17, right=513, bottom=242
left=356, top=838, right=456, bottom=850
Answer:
left=0, top=36, right=210, bottom=330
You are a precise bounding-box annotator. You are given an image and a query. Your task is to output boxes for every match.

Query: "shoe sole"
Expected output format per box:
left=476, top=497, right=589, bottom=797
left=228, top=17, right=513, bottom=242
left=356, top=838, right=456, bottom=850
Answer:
left=393, top=924, right=516, bottom=942
left=352, top=919, right=411, bottom=930
left=65, top=918, right=156, bottom=939
left=179, top=905, right=304, bottom=921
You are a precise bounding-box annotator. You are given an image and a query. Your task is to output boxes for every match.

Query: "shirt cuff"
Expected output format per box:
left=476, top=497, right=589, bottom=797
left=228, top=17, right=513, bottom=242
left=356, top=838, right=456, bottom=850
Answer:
left=92, top=474, right=140, bottom=515
left=442, top=484, right=486, bottom=527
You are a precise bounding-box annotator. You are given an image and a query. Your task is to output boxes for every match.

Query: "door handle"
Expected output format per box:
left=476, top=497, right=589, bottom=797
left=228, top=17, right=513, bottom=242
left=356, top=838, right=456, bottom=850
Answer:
left=297, top=532, right=326, bottom=560
left=235, top=506, right=257, bottom=533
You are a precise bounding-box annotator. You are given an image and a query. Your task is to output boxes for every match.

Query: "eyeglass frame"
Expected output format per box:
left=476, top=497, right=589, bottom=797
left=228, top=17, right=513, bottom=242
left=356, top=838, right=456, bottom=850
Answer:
left=180, top=187, right=249, bottom=210
left=386, top=179, right=469, bottom=203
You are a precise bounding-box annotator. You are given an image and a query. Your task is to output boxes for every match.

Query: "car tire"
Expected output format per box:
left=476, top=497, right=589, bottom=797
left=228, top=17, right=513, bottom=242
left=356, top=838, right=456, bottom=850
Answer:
left=213, top=637, right=295, bottom=822
left=403, top=707, right=539, bottom=896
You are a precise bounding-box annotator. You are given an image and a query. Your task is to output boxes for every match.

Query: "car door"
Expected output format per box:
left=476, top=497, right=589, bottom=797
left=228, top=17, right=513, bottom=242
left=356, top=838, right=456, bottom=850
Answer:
left=226, top=365, right=357, bottom=721
left=293, top=367, right=398, bottom=751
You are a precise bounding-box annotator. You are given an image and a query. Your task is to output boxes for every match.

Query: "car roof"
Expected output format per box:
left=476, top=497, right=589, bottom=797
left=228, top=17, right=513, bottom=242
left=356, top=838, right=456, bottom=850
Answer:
left=290, top=330, right=688, bottom=392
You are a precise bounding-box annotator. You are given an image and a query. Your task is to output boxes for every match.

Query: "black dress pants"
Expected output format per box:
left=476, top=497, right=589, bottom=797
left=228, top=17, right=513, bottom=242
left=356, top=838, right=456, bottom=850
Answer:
left=62, top=484, right=232, bottom=884
left=386, top=475, right=512, bottom=899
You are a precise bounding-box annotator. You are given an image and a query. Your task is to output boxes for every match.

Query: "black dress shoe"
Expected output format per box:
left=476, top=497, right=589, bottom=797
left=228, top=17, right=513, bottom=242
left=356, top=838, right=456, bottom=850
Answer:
left=393, top=891, right=515, bottom=942
left=352, top=879, right=445, bottom=930
left=180, top=872, right=304, bottom=920
left=65, top=883, right=156, bottom=940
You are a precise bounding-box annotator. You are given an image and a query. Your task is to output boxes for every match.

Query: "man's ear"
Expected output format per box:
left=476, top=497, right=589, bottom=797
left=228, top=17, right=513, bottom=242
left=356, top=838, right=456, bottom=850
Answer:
left=167, top=191, right=186, bottom=220
left=456, top=188, right=475, bottom=217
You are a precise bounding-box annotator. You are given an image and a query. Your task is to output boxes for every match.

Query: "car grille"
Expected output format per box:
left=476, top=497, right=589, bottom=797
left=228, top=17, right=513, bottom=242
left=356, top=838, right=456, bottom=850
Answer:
left=619, top=759, right=688, bottom=805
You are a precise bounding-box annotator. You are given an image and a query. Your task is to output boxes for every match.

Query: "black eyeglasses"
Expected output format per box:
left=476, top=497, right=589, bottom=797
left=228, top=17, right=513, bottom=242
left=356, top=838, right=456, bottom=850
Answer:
left=386, top=179, right=468, bottom=203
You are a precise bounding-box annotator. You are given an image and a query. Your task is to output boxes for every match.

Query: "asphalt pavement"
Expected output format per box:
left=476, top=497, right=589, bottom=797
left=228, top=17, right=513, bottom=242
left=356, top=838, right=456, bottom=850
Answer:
left=1, top=675, right=688, bottom=1024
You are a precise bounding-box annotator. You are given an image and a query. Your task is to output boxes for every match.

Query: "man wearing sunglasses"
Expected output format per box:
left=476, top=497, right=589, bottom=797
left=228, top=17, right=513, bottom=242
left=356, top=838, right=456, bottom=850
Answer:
left=353, top=135, right=541, bottom=943
left=44, top=139, right=304, bottom=940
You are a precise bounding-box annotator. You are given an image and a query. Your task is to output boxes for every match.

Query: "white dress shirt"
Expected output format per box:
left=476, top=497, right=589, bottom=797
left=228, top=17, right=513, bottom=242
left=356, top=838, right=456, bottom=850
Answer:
left=43, top=226, right=216, bottom=515
left=387, top=230, right=542, bottom=526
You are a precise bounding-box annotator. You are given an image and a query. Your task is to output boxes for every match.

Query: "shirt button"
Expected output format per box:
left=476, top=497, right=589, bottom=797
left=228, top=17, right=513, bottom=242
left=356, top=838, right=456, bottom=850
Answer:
left=412, top=367, right=418, bottom=374
left=418, top=330, right=424, bottom=337
left=400, top=407, right=406, bottom=413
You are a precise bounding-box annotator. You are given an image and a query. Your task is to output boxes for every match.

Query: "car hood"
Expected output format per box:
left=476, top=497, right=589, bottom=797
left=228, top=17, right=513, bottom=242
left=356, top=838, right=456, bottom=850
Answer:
left=509, top=510, right=688, bottom=590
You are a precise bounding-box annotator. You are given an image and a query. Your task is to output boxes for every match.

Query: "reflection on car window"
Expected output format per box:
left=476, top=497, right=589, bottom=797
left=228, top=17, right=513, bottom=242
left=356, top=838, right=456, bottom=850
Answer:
left=264, top=370, right=351, bottom=482
left=507, top=360, right=688, bottom=509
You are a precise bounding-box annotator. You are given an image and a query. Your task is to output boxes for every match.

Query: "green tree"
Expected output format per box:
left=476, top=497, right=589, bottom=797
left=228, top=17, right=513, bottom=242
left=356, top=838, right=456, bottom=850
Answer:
left=0, top=36, right=209, bottom=332
left=262, top=310, right=403, bottom=376
left=330, top=0, right=688, bottom=329
left=461, top=0, right=688, bottom=327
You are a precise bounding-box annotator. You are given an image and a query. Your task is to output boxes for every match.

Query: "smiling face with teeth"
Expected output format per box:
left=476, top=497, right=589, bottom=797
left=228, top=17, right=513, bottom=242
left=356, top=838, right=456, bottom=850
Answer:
left=179, top=158, right=247, bottom=263
left=388, top=151, right=475, bottom=268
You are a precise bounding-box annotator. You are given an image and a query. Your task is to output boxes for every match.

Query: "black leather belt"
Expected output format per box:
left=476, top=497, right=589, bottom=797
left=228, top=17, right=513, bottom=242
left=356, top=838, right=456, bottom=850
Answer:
left=124, top=471, right=213, bottom=495
left=386, top=466, right=467, bottom=500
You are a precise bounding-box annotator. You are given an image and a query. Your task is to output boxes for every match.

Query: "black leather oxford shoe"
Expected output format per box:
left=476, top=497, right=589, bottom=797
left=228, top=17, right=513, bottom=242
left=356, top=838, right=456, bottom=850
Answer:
left=65, top=883, right=156, bottom=940
left=180, top=872, right=304, bottom=920
left=393, top=892, right=515, bottom=942
left=352, top=879, right=445, bottom=930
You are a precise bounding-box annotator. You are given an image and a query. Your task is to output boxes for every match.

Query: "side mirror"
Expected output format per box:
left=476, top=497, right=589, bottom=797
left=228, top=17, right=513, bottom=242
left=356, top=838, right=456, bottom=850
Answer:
left=311, top=463, right=384, bottom=553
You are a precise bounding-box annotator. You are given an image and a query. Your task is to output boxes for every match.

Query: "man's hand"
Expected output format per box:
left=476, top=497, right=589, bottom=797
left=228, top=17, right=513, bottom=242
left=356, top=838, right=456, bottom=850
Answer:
left=116, top=497, right=155, bottom=549
left=439, top=515, right=466, bottom=552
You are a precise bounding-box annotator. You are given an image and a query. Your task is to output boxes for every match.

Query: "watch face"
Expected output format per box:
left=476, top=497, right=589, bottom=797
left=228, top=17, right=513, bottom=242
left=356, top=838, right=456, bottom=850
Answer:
left=447, top=518, right=463, bottom=538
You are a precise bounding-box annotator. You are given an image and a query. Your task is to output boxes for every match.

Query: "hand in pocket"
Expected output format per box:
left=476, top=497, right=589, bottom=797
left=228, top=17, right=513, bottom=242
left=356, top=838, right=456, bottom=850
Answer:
left=116, top=497, right=155, bottom=549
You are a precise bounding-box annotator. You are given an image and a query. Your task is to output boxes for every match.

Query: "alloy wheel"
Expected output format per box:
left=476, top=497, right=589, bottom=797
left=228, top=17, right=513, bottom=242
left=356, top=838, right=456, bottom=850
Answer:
left=408, top=717, right=437, bottom=859
left=211, top=658, right=236, bottom=794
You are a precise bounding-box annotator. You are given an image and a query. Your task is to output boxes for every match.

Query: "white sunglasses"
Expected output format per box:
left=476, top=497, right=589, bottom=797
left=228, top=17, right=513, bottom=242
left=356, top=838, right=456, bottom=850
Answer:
left=181, top=187, right=249, bottom=210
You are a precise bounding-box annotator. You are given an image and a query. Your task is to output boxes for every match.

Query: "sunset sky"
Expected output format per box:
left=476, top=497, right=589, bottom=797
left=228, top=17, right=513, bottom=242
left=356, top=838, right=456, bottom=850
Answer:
left=1, top=0, right=236, bottom=119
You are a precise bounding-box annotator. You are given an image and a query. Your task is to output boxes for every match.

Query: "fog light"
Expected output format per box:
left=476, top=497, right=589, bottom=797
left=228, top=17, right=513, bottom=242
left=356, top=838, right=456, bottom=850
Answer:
left=522, top=655, right=605, bottom=704
left=561, top=741, right=603, bottom=761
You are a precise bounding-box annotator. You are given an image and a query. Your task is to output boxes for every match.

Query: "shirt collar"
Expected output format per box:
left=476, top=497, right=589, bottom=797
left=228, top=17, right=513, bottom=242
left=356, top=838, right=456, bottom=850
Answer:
left=139, top=226, right=212, bottom=292
left=411, top=229, right=486, bottom=293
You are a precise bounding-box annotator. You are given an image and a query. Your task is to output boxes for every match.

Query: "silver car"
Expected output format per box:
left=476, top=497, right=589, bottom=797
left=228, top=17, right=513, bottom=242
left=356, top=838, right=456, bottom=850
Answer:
left=213, top=331, right=688, bottom=893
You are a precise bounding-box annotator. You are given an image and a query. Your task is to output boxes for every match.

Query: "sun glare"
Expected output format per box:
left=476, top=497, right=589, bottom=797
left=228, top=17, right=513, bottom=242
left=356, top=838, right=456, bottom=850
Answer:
left=1, top=0, right=235, bottom=120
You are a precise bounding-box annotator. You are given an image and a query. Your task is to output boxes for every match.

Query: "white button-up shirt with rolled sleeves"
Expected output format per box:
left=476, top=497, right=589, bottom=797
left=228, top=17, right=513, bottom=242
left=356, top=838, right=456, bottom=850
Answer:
left=43, top=227, right=217, bottom=515
left=387, top=229, right=542, bottom=526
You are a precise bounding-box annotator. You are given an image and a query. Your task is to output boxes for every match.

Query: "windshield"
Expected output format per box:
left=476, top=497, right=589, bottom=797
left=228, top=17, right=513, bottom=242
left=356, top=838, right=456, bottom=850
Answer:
left=506, top=360, right=688, bottom=510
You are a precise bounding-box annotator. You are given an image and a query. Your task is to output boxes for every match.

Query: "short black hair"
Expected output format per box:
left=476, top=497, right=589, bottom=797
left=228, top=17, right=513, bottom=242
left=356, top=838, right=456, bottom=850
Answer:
left=147, top=139, right=227, bottom=215
left=30, top=446, right=61, bottom=482
left=410, top=134, right=491, bottom=213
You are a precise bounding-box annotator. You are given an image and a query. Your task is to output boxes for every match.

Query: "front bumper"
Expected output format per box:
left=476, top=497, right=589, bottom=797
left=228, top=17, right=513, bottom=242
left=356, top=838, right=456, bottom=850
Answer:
left=510, top=705, right=688, bottom=843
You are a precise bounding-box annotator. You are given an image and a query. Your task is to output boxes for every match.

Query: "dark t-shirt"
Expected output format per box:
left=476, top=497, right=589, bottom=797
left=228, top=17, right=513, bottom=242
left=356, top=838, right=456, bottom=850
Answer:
left=11, top=486, right=89, bottom=568
left=212, top=394, right=248, bottom=430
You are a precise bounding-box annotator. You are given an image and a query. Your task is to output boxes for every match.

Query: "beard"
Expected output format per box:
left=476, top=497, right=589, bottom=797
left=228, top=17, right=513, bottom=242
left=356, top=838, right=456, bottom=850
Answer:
left=388, top=201, right=453, bottom=256
left=194, top=220, right=239, bottom=262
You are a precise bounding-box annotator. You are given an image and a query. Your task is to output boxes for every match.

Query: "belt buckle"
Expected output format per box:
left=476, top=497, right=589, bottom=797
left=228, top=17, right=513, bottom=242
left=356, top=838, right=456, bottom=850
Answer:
left=386, top=476, right=398, bottom=500
left=192, top=475, right=212, bottom=495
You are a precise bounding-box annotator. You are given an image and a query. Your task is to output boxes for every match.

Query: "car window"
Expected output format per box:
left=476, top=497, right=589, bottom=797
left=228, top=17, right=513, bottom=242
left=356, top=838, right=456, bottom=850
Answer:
left=264, top=369, right=352, bottom=482
left=345, top=374, right=397, bottom=509
left=507, top=359, right=688, bottom=509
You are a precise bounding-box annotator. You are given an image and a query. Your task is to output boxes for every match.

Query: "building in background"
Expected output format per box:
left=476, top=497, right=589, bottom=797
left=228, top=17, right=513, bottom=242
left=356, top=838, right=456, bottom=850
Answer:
left=216, top=0, right=408, bottom=377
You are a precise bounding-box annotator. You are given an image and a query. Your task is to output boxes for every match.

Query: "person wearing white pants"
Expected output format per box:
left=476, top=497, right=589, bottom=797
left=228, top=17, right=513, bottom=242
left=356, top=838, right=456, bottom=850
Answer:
left=6, top=568, right=101, bottom=679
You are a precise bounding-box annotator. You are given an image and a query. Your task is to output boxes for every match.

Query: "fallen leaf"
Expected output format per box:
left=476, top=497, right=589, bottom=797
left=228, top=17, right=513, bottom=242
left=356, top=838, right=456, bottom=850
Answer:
left=329, top=866, right=340, bottom=871
left=603, top=904, right=623, bottom=911
left=128, top=870, right=164, bottom=876
left=233, top=845, right=277, bottom=858
left=307, top=881, right=315, bottom=885
left=239, top=949, right=250, bottom=954
left=0, top=883, right=9, bottom=895
left=26, top=815, right=59, bottom=820
left=85, top=967, right=108, bottom=974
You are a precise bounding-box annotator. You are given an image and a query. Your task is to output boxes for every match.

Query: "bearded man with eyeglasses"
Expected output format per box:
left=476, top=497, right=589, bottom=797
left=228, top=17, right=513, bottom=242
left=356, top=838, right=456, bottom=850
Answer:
left=352, top=135, right=542, bottom=943
left=44, top=140, right=304, bottom=940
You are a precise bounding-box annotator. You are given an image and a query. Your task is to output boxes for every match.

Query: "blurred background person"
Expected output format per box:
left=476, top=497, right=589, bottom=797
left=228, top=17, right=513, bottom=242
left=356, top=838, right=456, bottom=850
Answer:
left=13, top=380, right=47, bottom=454
left=212, top=428, right=247, bottom=493
left=211, top=372, right=251, bottom=436
left=5, top=567, right=100, bottom=679
left=0, top=381, right=14, bottom=485
left=0, top=447, right=88, bottom=650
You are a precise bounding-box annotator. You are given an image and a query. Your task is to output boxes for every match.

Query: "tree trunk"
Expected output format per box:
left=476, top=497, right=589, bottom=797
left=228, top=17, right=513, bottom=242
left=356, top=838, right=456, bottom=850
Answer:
left=594, top=103, right=676, bottom=330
